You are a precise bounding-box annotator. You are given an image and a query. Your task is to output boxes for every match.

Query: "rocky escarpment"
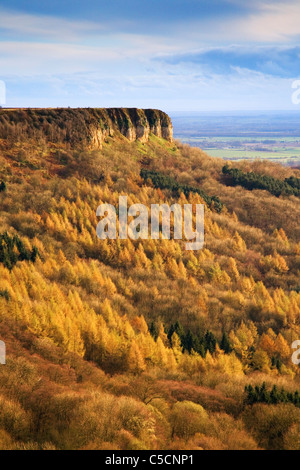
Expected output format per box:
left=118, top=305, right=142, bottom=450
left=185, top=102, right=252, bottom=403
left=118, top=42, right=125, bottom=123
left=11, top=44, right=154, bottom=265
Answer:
left=0, top=108, right=173, bottom=148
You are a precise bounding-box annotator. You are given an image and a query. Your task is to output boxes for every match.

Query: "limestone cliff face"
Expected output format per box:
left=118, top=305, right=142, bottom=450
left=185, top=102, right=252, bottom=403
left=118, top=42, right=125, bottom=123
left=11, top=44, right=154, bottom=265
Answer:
left=0, top=108, right=173, bottom=148
left=88, top=108, right=173, bottom=147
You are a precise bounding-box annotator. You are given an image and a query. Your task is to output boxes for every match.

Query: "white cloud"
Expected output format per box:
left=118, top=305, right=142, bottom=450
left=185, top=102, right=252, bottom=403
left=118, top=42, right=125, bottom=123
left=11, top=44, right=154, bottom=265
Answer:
left=226, top=1, right=300, bottom=42
left=0, top=33, right=193, bottom=76
left=0, top=3, right=298, bottom=109
left=0, top=9, right=107, bottom=41
left=153, top=1, right=300, bottom=45
left=0, top=42, right=125, bottom=75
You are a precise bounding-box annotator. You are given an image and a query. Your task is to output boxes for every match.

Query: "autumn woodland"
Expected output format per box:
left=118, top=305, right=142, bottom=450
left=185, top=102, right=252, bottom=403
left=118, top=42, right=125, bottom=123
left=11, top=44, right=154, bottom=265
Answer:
left=0, top=108, right=300, bottom=450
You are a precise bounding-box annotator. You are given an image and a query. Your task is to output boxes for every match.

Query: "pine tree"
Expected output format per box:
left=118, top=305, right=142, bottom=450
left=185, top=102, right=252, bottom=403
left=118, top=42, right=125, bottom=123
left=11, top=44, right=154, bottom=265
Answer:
left=220, top=332, right=231, bottom=353
left=183, top=330, right=195, bottom=353
left=205, top=330, right=217, bottom=354
left=270, top=385, right=279, bottom=404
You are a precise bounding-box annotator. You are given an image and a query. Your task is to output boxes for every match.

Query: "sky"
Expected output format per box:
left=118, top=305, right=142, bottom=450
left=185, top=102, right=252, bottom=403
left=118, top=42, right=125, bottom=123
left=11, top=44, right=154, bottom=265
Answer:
left=0, top=0, right=300, bottom=111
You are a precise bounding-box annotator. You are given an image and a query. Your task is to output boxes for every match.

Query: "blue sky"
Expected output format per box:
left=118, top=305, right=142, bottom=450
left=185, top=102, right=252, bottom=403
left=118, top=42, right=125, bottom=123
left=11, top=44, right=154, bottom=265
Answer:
left=0, top=0, right=300, bottom=111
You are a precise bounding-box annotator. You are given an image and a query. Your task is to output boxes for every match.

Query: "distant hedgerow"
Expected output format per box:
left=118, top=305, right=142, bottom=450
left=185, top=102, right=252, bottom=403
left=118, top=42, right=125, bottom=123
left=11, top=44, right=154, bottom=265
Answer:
left=140, top=168, right=224, bottom=213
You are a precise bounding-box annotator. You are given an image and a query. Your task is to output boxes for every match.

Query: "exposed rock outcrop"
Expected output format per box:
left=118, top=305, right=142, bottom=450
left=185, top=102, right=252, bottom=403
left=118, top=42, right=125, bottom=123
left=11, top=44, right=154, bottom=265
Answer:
left=0, top=107, right=173, bottom=148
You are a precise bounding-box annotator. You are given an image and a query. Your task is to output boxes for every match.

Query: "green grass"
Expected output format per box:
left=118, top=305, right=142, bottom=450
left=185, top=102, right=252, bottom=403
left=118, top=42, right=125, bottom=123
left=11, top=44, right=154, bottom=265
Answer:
left=205, top=149, right=300, bottom=164
left=176, top=136, right=300, bottom=164
left=179, top=137, right=300, bottom=143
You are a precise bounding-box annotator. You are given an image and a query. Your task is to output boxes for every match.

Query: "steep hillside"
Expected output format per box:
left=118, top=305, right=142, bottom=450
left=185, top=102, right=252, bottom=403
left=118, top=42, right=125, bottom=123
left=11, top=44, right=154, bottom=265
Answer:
left=0, top=109, right=300, bottom=450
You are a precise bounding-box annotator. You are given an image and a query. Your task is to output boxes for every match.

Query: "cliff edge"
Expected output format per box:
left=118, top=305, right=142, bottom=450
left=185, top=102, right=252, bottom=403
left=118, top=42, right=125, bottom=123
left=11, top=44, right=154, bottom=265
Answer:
left=0, top=108, right=173, bottom=148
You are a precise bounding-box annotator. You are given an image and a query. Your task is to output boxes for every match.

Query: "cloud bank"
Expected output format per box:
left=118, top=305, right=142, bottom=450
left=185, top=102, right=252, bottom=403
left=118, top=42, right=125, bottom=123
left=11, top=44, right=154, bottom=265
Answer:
left=0, top=1, right=299, bottom=110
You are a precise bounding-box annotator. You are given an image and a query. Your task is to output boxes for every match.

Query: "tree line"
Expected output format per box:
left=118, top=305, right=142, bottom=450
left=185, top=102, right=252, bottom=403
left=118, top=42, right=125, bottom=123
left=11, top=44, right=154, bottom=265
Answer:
left=141, top=168, right=224, bottom=213
left=245, top=383, right=300, bottom=407
left=150, top=320, right=231, bottom=357
left=222, top=165, right=300, bottom=198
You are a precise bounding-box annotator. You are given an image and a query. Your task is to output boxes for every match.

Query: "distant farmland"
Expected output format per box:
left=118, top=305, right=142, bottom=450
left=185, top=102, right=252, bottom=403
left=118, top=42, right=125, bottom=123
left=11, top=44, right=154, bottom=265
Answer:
left=176, top=137, right=300, bottom=166
left=171, top=113, right=300, bottom=166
